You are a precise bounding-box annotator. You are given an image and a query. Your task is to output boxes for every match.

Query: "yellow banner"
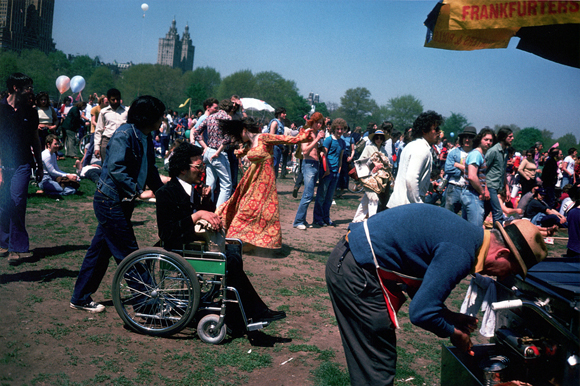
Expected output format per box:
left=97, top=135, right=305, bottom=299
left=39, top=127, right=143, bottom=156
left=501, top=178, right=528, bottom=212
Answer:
left=178, top=98, right=191, bottom=108
left=447, top=0, right=580, bottom=30
left=426, top=3, right=517, bottom=50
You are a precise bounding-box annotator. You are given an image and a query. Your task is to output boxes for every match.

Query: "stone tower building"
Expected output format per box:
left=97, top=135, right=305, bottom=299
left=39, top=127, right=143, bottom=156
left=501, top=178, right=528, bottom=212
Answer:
left=0, top=0, right=55, bottom=54
left=157, top=19, right=194, bottom=72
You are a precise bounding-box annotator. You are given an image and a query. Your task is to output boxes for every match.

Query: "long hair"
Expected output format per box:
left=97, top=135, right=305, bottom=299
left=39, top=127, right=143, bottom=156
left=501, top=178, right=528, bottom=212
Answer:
left=473, top=128, right=495, bottom=149
left=127, top=96, right=166, bottom=128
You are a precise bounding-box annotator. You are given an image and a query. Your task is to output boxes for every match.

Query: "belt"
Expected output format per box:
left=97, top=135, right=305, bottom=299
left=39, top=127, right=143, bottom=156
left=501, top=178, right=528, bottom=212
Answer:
left=303, top=159, right=319, bottom=165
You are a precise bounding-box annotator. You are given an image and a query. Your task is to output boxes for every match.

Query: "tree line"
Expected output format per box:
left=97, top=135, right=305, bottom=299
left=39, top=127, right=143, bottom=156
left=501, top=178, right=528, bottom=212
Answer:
left=1, top=49, right=577, bottom=152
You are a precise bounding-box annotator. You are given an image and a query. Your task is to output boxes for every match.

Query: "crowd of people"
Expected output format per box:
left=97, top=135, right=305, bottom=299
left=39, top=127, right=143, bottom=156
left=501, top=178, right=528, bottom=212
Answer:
left=2, top=71, right=579, bottom=385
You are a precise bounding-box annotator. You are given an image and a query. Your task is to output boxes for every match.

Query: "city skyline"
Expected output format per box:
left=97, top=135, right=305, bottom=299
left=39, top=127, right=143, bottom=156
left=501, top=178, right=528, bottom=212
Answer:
left=51, top=0, right=579, bottom=139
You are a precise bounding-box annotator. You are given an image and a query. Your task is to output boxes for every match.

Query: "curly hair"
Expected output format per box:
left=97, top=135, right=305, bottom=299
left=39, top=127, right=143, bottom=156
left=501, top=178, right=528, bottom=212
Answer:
left=473, top=127, right=495, bottom=149
left=168, top=142, right=203, bottom=178
left=219, top=117, right=260, bottom=143
left=411, top=111, right=443, bottom=140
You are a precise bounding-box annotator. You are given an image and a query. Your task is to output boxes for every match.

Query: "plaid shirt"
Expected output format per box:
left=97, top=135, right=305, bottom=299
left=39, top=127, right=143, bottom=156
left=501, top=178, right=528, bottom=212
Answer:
left=194, top=110, right=231, bottom=149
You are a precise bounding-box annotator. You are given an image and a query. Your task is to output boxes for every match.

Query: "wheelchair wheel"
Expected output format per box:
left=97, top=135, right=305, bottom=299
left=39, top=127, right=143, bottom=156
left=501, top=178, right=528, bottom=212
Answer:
left=197, top=314, right=226, bottom=344
left=79, top=134, right=91, bottom=155
left=112, top=247, right=201, bottom=337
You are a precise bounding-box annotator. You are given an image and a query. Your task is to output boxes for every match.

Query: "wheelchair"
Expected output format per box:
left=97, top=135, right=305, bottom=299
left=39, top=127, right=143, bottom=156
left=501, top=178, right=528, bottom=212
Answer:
left=111, top=238, right=269, bottom=344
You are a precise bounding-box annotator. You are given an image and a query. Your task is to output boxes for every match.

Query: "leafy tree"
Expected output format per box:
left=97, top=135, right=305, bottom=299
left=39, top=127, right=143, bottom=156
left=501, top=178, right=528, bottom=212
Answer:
left=339, top=87, right=378, bottom=128
left=118, top=64, right=185, bottom=109
left=69, top=55, right=95, bottom=82
left=313, top=102, right=329, bottom=118
left=556, top=133, right=579, bottom=154
left=185, top=83, right=208, bottom=112
left=441, top=112, right=471, bottom=139
left=87, top=66, right=116, bottom=96
left=216, top=69, right=256, bottom=100
left=540, top=129, right=556, bottom=150
left=183, top=66, right=221, bottom=101
left=382, top=94, right=423, bottom=132
left=17, top=49, right=55, bottom=97
left=0, top=51, right=19, bottom=90
left=512, top=127, right=543, bottom=152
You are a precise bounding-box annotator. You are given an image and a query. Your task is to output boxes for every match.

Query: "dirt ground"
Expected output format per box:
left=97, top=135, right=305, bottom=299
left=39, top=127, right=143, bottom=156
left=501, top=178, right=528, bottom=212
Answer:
left=0, top=175, right=570, bottom=386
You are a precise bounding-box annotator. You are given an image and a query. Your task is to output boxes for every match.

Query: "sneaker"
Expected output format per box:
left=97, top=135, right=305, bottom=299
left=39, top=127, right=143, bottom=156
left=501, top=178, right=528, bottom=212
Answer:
left=69, top=301, right=105, bottom=313
left=294, top=224, right=306, bottom=230
left=8, top=251, right=33, bottom=265
left=292, top=187, right=299, bottom=198
left=325, top=220, right=336, bottom=227
left=0, top=247, right=8, bottom=257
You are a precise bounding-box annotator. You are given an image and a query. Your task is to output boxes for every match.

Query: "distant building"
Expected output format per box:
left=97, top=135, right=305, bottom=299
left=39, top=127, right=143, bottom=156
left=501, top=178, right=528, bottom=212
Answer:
left=157, top=19, right=194, bottom=72
left=0, top=0, right=55, bottom=54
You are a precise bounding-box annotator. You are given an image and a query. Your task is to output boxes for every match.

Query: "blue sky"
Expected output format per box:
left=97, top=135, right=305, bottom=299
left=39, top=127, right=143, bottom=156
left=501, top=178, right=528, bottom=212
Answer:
left=53, top=0, right=579, bottom=139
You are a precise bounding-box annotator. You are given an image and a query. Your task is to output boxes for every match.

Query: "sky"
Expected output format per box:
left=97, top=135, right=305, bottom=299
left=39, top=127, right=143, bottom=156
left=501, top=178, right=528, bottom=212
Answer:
left=52, top=0, right=579, bottom=140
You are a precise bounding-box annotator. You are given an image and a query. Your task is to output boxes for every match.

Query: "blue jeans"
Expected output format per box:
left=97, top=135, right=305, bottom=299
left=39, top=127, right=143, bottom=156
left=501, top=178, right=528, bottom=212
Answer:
left=40, top=177, right=76, bottom=196
left=488, top=187, right=504, bottom=224
left=273, top=145, right=283, bottom=178
left=71, top=191, right=138, bottom=305
left=204, top=148, right=231, bottom=208
left=461, top=188, right=485, bottom=227
left=0, top=163, right=31, bottom=253
left=313, top=170, right=339, bottom=224
left=445, top=183, right=463, bottom=214
left=293, top=160, right=319, bottom=227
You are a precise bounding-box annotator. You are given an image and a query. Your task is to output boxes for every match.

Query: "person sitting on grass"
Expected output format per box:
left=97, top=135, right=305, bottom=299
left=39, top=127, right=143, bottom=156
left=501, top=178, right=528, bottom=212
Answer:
left=525, top=187, right=567, bottom=228
left=39, top=134, right=79, bottom=196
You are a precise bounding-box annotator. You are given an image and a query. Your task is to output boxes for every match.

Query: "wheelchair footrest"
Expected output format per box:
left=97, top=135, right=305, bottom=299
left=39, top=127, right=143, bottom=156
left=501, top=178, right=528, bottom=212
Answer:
left=246, top=321, right=269, bottom=331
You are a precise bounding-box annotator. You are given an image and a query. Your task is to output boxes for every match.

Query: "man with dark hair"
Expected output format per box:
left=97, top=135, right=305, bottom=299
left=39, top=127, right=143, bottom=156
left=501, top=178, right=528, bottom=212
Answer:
left=268, top=107, right=286, bottom=178
left=562, top=147, right=577, bottom=187
left=94, top=88, right=127, bottom=161
left=485, top=126, right=514, bottom=224
left=326, top=204, right=547, bottom=385
left=0, top=73, right=43, bottom=264
left=541, top=147, right=563, bottom=208
left=194, top=99, right=235, bottom=207
left=190, top=97, right=219, bottom=145
left=444, top=126, right=476, bottom=214
left=155, top=142, right=286, bottom=328
left=387, top=111, right=443, bottom=208
left=70, top=96, right=165, bottom=313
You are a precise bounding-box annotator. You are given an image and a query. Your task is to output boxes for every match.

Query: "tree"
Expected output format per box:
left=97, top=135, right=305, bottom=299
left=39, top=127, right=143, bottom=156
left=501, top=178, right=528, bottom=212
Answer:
left=314, top=102, right=330, bottom=118
left=382, top=94, right=423, bottom=132
left=339, top=87, right=378, bottom=128
left=441, top=112, right=471, bottom=139
left=183, top=66, right=221, bottom=101
left=556, top=133, right=579, bottom=154
left=512, top=127, right=543, bottom=152
left=87, top=66, right=116, bottom=96
left=216, top=69, right=256, bottom=100
left=0, top=51, right=19, bottom=90
left=118, top=64, right=186, bottom=109
left=540, top=129, right=556, bottom=150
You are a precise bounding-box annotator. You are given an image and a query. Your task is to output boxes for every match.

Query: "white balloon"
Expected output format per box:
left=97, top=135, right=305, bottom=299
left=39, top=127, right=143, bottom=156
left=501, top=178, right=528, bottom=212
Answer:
left=141, top=3, right=149, bottom=11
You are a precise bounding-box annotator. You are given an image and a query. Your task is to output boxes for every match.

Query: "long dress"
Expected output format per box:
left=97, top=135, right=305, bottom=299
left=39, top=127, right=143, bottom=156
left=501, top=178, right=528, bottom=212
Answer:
left=217, top=131, right=311, bottom=249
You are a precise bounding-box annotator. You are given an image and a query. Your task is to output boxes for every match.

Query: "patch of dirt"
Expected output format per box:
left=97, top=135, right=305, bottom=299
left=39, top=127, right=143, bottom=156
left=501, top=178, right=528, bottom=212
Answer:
left=0, top=176, right=570, bottom=386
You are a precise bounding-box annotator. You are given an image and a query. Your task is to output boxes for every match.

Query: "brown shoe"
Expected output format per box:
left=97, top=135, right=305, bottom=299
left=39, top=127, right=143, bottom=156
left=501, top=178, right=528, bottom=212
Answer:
left=0, top=247, right=8, bottom=257
left=8, top=252, right=33, bottom=265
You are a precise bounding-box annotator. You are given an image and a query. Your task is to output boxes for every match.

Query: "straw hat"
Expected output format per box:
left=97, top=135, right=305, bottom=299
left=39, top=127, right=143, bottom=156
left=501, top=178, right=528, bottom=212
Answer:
left=368, top=130, right=386, bottom=142
left=494, top=220, right=548, bottom=277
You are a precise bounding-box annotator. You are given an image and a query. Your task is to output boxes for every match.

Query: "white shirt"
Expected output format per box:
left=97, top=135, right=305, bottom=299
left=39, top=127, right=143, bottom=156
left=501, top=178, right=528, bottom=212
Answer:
left=177, top=176, right=193, bottom=196
left=94, top=105, right=127, bottom=151
left=387, top=138, right=433, bottom=208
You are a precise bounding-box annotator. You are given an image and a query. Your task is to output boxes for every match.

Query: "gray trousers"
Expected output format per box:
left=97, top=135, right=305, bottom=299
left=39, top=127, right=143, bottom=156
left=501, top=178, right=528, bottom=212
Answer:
left=326, top=237, right=397, bottom=385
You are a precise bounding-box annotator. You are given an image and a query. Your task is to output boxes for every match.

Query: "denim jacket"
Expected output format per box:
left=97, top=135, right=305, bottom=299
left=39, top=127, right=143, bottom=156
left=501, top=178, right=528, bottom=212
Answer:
left=97, top=123, right=163, bottom=202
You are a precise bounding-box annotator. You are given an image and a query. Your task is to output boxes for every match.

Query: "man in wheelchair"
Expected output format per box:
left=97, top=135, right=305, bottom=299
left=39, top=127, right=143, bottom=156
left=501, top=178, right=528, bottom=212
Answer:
left=155, top=142, right=286, bottom=331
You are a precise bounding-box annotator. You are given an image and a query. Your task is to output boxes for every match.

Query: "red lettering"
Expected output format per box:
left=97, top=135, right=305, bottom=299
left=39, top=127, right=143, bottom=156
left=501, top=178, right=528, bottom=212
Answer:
left=570, top=1, right=580, bottom=12
left=499, top=3, right=508, bottom=18
left=549, top=1, right=557, bottom=14
left=490, top=3, right=500, bottom=18
left=517, top=1, right=527, bottom=16
left=472, top=5, right=480, bottom=20
left=462, top=5, right=470, bottom=20
left=481, top=4, right=489, bottom=19
left=540, top=1, right=548, bottom=15
left=528, top=1, right=537, bottom=16
left=558, top=1, right=568, bottom=13
left=509, top=1, right=517, bottom=17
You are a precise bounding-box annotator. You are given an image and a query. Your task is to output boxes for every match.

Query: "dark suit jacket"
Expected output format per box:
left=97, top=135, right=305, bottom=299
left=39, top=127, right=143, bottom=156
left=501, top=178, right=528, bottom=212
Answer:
left=155, top=177, right=214, bottom=248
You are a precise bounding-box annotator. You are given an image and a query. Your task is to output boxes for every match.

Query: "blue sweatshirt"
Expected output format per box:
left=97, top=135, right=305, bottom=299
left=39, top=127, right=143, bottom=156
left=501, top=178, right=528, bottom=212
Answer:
left=347, top=204, right=484, bottom=338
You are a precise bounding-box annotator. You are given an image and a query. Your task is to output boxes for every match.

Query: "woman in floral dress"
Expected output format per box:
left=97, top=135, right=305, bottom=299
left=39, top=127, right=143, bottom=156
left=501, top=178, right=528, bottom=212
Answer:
left=217, top=118, right=312, bottom=249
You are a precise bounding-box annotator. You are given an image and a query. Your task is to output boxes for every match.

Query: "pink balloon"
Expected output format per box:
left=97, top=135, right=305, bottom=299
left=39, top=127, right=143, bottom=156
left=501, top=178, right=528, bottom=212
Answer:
left=56, top=75, right=70, bottom=94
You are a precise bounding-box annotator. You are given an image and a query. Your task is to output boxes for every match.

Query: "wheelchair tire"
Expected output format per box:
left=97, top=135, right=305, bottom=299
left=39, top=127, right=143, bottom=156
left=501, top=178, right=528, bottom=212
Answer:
left=197, top=314, right=226, bottom=344
left=112, top=247, right=201, bottom=337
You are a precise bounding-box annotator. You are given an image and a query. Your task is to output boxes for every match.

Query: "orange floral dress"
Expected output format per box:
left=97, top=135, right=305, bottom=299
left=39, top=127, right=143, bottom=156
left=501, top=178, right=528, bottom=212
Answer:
left=217, top=131, right=311, bottom=249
